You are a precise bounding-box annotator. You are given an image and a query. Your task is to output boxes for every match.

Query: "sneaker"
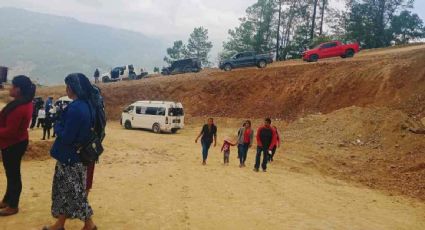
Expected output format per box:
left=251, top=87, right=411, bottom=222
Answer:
left=262, top=169, right=267, bottom=172
left=253, top=168, right=259, bottom=172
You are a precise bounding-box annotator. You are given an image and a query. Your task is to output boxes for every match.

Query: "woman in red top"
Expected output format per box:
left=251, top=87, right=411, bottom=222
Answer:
left=0, top=75, right=35, bottom=216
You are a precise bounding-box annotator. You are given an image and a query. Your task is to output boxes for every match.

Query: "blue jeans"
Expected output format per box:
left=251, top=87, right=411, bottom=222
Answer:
left=201, top=141, right=212, bottom=161
left=238, top=144, right=249, bottom=165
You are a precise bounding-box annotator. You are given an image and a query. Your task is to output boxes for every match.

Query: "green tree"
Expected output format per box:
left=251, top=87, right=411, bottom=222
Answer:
left=223, top=0, right=278, bottom=56
left=153, top=67, right=160, bottom=73
left=163, top=40, right=188, bottom=64
left=345, top=0, right=415, bottom=48
left=391, top=10, right=425, bottom=44
left=186, top=27, right=213, bottom=66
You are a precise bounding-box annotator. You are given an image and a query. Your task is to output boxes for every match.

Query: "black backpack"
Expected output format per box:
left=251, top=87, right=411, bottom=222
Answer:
left=77, top=85, right=107, bottom=165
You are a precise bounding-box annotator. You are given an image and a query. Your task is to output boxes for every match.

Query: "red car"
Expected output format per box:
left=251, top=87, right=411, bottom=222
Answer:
left=302, top=41, right=360, bottom=62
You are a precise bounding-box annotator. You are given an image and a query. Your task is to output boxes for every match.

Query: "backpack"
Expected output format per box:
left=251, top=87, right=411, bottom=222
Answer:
left=77, top=85, right=106, bottom=166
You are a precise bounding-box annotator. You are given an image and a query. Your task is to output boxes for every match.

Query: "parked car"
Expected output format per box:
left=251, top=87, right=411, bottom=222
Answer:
left=302, top=41, right=360, bottom=62
left=219, top=51, right=273, bottom=71
left=121, top=101, right=185, bottom=134
left=102, top=65, right=148, bottom=83
left=161, top=58, right=202, bottom=75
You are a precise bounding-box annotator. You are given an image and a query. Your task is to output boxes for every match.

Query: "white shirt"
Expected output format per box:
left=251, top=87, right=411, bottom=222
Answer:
left=38, top=109, right=46, bottom=119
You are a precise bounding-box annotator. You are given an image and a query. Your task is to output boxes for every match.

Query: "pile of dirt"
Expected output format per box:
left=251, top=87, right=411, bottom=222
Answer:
left=284, top=106, right=425, bottom=200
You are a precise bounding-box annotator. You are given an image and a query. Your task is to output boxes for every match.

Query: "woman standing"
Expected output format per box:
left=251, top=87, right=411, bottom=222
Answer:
left=0, top=75, right=35, bottom=216
left=236, top=120, right=253, bottom=168
left=43, top=73, right=97, bottom=230
left=195, top=118, right=217, bottom=165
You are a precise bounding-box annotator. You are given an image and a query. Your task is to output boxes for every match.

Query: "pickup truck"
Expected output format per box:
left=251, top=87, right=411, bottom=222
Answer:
left=219, top=51, right=273, bottom=71
left=302, top=41, right=360, bottom=62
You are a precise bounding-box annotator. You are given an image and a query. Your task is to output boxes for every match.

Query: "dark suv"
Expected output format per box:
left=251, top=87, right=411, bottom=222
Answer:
left=161, top=58, right=202, bottom=75
left=219, top=52, right=273, bottom=71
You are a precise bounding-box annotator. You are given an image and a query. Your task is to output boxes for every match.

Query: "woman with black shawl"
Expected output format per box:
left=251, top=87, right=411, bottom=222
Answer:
left=43, top=73, right=97, bottom=230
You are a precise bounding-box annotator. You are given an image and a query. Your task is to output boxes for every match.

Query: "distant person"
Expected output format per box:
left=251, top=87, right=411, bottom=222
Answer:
left=49, top=106, right=57, bottom=138
left=42, top=114, right=53, bottom=140
left=269, top=125, right=281, bottom=162
left=237, top=120, right=254, bottom=168
left=195, top=118, right=217, bottom=165
left=221, top=137, right=236, bottom=165
left=94, top=68, right=100, bottom=84
left=45, top=97, right=53, bottom=117
left=43, top=73, right=97, bottom=230
left=30, top=100, right=39, bottom=129
left=254, top=118, right=277, bottom=172
left=37, top=106, right=46, bottom=128
left=0, top=75, right=36, bottom=216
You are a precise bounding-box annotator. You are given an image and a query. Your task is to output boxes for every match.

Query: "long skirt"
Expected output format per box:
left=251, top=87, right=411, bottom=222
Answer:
left=51, top=161, right=93, bottom=221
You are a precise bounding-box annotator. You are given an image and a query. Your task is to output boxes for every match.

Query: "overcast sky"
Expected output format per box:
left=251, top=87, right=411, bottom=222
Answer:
left=0, top=0, right=424, bottom=60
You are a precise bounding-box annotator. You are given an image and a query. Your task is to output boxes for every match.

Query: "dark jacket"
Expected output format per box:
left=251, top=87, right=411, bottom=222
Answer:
left=256, top=126, right=278, bottom=150
left=50, top=99, right=92, bottom=165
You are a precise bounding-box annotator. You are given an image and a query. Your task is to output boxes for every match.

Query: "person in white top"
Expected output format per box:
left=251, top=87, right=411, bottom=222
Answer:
left=36, top=106, right=46, bottom=128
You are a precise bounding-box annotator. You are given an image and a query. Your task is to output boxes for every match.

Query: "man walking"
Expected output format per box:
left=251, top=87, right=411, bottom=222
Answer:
left=254, top=118, right=277, bottom=172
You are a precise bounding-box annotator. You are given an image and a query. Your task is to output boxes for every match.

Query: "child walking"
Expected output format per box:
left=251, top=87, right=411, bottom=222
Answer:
left=221, top=137, right=236, bottom=165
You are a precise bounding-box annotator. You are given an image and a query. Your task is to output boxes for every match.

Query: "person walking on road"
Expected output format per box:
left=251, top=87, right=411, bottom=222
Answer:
left=221, top=137, right=236, bottom=165
left=0, top=75, right=36, bottom=216
left=195, top=118, right=217, bottom=165
left=237, top=120, right=254, bottom=168
left=254, top=118, right=277, bottom=172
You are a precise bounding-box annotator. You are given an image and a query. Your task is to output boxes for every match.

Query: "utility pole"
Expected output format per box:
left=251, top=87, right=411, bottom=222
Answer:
left=276, top=0, right=282, bottom=61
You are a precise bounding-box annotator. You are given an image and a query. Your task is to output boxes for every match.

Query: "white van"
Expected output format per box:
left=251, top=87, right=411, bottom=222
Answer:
left=121, top=101, right=184, bottom=133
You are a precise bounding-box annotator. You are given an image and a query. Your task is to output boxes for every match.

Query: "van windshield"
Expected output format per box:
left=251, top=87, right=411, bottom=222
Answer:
left=123, top=106, right=134, bottom=113
left=168, top=108, right=184, bottom=116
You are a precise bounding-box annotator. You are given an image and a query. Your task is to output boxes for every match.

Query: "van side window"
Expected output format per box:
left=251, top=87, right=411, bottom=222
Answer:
left=145, top=107, right=158, bottom=115
left=157, top=107, right=166, bottom=116
left=135, top=106, right=142, bottom=114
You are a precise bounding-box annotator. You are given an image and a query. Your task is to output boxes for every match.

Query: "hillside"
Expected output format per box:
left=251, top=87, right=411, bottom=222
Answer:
left=0, top=7, right=166, bottom=85
left=35, top=44, right=425, bottom=122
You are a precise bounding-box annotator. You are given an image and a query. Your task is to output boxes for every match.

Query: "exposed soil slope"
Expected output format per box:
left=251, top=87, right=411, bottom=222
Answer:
left=34, top=44, right=425, bottom=121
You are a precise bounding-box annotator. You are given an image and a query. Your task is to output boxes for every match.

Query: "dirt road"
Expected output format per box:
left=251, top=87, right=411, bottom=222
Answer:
left=1, top=123, right=425, bottom=230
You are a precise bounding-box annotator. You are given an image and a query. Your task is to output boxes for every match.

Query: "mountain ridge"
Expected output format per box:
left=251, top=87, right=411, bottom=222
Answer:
left=0, top=7, right=166, bottom=84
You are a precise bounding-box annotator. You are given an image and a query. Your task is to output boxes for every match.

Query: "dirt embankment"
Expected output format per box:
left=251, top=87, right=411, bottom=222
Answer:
left=284, top=106, right=425, bottom=200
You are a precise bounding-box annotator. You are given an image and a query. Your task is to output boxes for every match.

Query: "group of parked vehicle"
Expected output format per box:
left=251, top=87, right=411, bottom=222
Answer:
left=99, top=41, right=359, bottom=82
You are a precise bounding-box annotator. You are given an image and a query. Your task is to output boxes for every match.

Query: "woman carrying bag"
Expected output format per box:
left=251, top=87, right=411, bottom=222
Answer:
left=43, top=73, right=98, bottom=230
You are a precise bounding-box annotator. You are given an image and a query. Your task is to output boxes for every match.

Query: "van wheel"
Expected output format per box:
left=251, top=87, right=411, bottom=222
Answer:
left=224, top=64, right=232, bottom=71
left=152, top=124, right=161, bottom=134
left=258, top=60, right=267, bottom=68
left=171, top=129, right=178, bottom=134
left=124, top=121, right=132, bottom=130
